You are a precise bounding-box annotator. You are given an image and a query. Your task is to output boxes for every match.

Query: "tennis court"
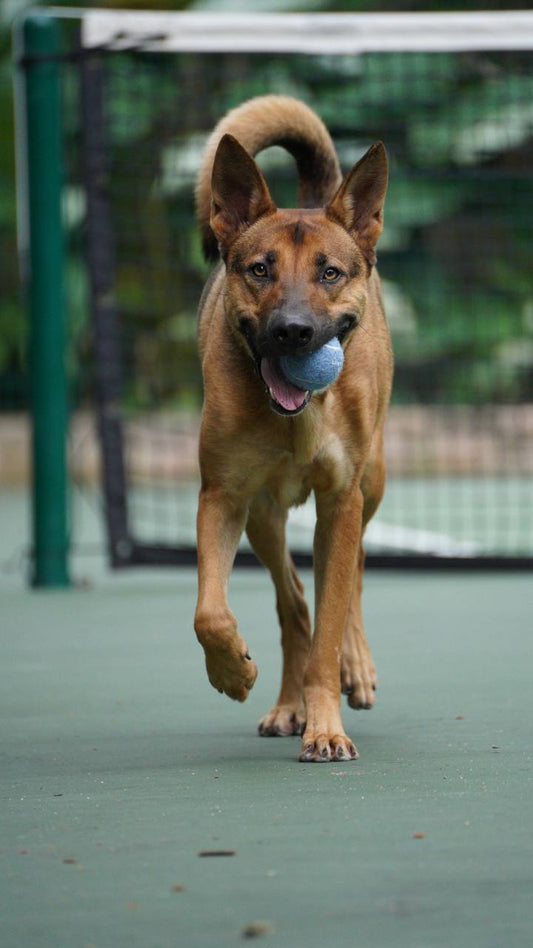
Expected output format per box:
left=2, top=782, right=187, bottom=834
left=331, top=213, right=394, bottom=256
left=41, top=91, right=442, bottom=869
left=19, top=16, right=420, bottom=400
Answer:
left=1, top=487, right=532, bottom=948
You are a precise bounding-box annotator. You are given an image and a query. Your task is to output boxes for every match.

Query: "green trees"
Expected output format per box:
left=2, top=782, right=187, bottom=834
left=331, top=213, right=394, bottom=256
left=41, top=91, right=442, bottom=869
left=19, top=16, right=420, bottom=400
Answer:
left=95, top=46, right=532, bottom=408
left=2, top=6, right=532, bottom=412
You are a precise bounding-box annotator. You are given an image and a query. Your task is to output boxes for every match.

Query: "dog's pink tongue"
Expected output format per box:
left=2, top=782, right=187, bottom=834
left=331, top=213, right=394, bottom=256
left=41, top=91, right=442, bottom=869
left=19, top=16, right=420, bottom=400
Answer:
left=260, top=358, right=308, bottom=412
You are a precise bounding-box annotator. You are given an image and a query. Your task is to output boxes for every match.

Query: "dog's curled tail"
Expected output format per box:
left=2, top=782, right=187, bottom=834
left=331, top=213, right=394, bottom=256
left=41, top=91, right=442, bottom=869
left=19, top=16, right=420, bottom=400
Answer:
left=196, top=95, right=343, bottom=260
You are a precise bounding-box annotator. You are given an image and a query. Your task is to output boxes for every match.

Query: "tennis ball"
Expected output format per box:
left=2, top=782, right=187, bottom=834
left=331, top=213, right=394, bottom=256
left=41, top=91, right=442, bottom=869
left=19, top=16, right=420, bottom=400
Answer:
left=280, top=337, right=344, bottom=391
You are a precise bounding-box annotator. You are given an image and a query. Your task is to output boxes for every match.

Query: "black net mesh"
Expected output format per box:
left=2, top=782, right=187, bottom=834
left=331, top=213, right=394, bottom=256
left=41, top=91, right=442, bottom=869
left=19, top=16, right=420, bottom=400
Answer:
left=61, top=40, right=532, bottom=563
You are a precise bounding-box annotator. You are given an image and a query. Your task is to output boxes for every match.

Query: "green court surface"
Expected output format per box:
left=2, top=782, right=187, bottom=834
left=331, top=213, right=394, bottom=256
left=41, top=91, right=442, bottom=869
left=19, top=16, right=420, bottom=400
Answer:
left=1, top=493, right=532, bottom=947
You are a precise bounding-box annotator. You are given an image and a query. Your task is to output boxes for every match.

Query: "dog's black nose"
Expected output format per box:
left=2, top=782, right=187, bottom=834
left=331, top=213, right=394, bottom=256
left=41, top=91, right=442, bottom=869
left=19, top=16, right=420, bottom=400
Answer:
left=268, top=314, right=315, bottom=351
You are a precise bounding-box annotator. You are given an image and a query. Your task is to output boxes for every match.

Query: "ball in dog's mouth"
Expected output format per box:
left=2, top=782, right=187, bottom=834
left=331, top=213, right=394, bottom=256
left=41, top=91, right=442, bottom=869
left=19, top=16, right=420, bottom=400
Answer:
left=259, top=357, right=311, bottom=415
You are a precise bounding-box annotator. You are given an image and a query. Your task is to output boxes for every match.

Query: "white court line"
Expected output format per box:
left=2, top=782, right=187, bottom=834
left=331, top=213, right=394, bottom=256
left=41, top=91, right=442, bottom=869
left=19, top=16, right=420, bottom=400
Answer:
left=288, top=505, right=479, bottom=557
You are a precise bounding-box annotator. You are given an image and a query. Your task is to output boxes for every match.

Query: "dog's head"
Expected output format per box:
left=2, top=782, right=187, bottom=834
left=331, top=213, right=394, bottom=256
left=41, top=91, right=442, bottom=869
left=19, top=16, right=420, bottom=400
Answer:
left=210, top=134, right=388, bottom=416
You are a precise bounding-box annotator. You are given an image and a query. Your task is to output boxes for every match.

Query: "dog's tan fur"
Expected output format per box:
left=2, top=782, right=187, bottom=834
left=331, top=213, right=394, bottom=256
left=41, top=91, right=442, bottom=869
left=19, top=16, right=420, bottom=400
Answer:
left=194, top=96, right=393, bottom=762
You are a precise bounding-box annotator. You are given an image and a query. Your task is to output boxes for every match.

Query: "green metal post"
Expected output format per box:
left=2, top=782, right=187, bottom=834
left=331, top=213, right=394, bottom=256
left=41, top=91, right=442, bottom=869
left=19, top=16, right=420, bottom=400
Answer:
left=23, top=14, right=70, bottom=587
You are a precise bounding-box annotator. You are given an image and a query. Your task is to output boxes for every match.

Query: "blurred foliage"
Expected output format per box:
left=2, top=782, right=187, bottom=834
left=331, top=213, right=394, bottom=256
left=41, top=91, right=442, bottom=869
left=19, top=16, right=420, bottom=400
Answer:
left=0, top=10, right=25, bottom=407
left=1, top=1, right=532, bottom=409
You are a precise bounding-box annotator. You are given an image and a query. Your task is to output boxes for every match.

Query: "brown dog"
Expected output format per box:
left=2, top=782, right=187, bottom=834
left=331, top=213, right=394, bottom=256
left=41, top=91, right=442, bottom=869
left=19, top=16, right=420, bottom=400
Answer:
left=194, top=96, right=392, bottom=762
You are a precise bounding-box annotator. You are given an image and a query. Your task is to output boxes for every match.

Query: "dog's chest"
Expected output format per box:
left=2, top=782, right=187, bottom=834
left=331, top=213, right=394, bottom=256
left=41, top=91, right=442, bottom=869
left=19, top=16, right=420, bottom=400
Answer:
left=266, top=458, right=314, bottom=509
left=265, top=431, right=354, bottom=510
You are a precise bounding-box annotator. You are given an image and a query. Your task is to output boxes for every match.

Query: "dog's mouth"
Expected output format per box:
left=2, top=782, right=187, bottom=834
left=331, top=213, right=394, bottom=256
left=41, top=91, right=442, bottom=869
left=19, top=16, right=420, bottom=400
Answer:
left=259, top=357, right=311, bottom=416
left=239, top=312, right=357, bottom=417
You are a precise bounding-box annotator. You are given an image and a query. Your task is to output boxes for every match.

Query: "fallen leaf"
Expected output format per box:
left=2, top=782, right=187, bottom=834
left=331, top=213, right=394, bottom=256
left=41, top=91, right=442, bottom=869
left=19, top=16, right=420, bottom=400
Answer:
left=242, top=920, right=273, bottom=938
left=198, top=849, right=235, bottom=857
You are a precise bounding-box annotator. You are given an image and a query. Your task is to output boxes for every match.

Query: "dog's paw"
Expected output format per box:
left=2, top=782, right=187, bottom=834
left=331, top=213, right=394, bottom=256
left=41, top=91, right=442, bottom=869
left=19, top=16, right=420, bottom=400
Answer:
left=258, top=704, right=305, bottom=737
left=298, top=731, right=359, bottom=763
left=204, top=636, right=258, bottom=702
left=341, top=639, right=377, bottom=710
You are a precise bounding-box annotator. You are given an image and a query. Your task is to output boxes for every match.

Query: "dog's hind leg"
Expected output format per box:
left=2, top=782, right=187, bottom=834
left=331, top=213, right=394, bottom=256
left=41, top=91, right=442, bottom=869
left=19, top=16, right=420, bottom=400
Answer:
left=246, top=493, right=311, bottom=737
left=340, top=440, right=385, bottom=709
left=341, top=544, right=378, bottom=709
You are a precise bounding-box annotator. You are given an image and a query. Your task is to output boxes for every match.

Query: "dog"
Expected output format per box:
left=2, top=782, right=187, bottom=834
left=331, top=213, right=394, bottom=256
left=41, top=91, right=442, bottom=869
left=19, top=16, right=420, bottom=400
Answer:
left=194, top=96, right=392, bottom=762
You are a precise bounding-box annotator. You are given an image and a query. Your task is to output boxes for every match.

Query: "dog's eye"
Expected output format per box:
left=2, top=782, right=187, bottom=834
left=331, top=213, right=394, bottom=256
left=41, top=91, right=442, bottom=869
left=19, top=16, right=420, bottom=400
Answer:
left=322, top=267, right=341, bottom=283
left=250, top=263, right=268, bottom=279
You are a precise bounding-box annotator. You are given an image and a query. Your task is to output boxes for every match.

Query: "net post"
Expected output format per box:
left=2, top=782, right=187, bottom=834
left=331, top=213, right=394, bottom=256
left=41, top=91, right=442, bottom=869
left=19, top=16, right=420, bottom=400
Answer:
left=22, top=13, right=70, bottom=587
left=80, top=49, right=132, bottom=568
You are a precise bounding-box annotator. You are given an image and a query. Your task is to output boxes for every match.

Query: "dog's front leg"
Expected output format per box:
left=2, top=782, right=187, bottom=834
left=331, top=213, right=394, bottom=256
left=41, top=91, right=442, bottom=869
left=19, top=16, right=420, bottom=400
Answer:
left=194, top=486, right=258, bottom=701
left=300, top=483, right=363, bottom=762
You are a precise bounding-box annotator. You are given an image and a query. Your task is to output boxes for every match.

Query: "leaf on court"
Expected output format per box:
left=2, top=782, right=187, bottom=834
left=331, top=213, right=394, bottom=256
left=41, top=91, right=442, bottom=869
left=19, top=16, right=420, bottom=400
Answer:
left=241, top=920, right=274, bottom=938
left=198, top=849, right=236, bottom=857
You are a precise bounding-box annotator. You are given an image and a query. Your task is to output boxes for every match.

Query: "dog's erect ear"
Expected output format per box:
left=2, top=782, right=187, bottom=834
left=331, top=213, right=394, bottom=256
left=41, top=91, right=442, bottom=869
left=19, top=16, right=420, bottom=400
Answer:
left=326, top=142, right=388, bottom=265
left=210, top=134, right=277, bottom=256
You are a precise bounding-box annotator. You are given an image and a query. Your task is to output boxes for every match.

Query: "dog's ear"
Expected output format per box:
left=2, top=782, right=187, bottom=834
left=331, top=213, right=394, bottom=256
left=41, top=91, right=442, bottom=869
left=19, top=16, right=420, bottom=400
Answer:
left=326, top=142, right=388, bottom=265
left=210, top=134, right=276, bottom=256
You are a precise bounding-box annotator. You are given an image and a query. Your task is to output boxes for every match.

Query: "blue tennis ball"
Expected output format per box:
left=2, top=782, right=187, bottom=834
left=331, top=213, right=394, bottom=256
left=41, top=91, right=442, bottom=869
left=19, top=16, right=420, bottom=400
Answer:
left=280, top=337, right=344, bottom=392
